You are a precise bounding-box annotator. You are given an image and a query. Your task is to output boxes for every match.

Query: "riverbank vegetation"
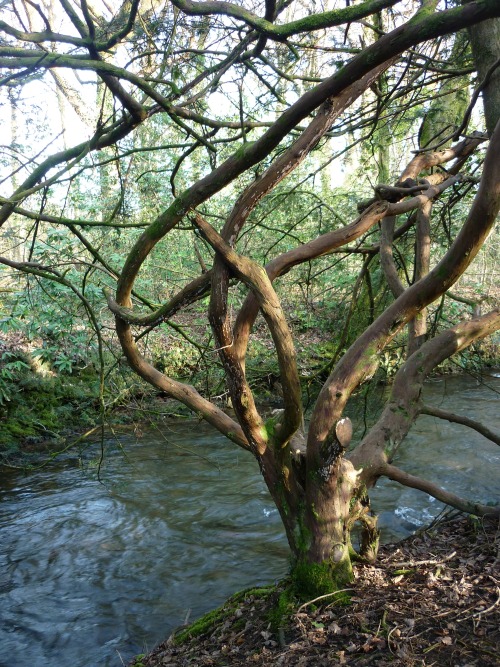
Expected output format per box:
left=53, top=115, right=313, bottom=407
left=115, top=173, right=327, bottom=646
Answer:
left=1, top=0, right=500, bottom=618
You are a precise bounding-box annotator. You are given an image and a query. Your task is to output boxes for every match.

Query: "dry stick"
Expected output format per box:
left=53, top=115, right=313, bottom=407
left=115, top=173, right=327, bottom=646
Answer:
left=421, top=404, right=500, bottom=446
left=296, top=589, right=355, bottom=613
left=391, top=551, right=457, bottom=568
left=455, top=587, right=500, bottom=622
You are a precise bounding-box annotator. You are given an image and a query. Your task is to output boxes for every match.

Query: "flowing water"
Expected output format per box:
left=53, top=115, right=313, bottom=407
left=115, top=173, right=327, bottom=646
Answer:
left=0, top=373, right=499, bottom=667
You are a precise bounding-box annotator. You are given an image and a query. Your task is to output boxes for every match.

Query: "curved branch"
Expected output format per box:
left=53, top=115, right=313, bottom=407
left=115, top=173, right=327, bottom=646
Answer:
left=114, top=318, right=250, bottom=451
left=170, top=0, right=399, bottom=39
left=421, top=404, right=500, bottom=446
left=0, top=50, right=171, bottom=111
left=115, top=0, right=500, bottom=308
left=191, top=211, right=302, bottom=445
left=233, top=174, right=464, bottom=364
left=380, top=214, right=405, bottom=297
left=102, top=0, right=141, bottom=50
left=307, top=118, right=500, bottom=461
left=0, top=200, right=146, bottom=228
left=104, top=273, right=211, bottom=326
left=349, top=308, right=500, bottom=476
left=0, top=20, right=96, bottom=48
left=401, top=132, right=486, bottom=180
left=0, top=116, right=137, bottom=228
left=381, top=463, right=500, bottom=517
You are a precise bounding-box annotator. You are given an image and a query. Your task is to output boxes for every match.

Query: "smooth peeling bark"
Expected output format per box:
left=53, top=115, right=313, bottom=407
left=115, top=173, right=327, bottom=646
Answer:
left=112, top=1, right=498, bottom=411
left=187, top=62, right=393, bottom=459
left=409, top=199, right=432, bottom=354
left=233, top=202, right=390, bottom=368
left=191, top=212, right=302, bottom=446
left=107, top=169, right=454, bottom=340
left=210, top=63, right=394, bottom=402
left=400, top=133, right=486, bottom=181
left=307, top=118, right=500, bottom=464
left=380, top=214, right=404, bottom=298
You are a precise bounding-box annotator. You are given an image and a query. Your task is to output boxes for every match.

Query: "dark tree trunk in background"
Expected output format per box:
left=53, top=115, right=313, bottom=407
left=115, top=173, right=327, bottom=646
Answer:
left=469, top=16, right=500, bottom=136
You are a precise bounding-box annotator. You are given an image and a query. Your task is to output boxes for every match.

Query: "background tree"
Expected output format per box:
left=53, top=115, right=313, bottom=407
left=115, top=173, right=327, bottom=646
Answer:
left=1, top=0, right=500, bottom=597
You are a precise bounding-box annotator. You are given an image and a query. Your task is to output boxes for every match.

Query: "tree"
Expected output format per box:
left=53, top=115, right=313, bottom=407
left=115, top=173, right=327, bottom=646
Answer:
left=1, top=0, right=500, bottom=597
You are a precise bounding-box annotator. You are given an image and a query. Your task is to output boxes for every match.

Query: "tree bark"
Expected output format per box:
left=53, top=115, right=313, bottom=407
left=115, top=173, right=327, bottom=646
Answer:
left=469, top=15, right=500, bottom=137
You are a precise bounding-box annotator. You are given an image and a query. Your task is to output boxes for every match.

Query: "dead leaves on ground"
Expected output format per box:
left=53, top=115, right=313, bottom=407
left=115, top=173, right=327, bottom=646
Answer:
left=137, top=514, right=499, bottom=667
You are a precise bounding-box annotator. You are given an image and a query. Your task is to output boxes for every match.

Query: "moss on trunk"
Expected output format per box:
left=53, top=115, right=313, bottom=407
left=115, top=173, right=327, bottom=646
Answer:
left=291, top=554, right=354, bottom=599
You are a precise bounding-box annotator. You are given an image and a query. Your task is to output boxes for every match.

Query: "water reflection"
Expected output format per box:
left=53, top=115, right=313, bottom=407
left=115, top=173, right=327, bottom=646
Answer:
left=0, top=373, right=498, bottom=666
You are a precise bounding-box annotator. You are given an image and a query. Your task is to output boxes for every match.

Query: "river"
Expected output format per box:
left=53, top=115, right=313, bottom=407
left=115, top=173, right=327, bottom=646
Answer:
left=0, top=373, right=499, bottom=666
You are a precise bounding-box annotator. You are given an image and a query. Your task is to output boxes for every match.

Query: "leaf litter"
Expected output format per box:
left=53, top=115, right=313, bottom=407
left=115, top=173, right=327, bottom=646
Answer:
left=135, top=512, right=499, bottom=666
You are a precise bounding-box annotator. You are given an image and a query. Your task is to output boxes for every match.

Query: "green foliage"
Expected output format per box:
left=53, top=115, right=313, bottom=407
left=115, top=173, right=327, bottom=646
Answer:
left=1, top=276, right=101, bottom=377
left=0, top=363, right=100, bottom=461
left=0, top=351, right=30, bottom=404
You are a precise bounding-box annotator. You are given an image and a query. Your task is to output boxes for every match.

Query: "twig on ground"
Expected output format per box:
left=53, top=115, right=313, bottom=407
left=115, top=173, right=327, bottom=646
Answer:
left=390, top=550, right=457, bottom=568
left=296, top=589, right=355, bottom=613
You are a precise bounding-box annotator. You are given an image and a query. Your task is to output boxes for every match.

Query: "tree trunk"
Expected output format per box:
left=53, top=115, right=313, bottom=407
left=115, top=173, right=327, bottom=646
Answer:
left=261, top=417, right=380, bottom=598
left=469, top=16, right=500, bottom=137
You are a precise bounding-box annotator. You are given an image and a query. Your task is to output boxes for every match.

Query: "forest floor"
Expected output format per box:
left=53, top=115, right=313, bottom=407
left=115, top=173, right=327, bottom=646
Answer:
left=134, top=513, right=499, bottom=667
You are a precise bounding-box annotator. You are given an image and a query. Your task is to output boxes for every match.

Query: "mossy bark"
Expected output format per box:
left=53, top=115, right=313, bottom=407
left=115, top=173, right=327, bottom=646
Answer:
left=283, top=454, right=379, bottom=600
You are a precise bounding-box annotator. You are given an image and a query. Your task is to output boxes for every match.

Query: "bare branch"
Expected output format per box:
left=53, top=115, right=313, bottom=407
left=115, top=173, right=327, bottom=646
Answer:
left=191, top=211, right=302, bottom=447
left=382, top=463, right=500, bottom=517
left=308, top=119, right=500, bottom=461
left=421, top=404, right=500, bottom=446
left=349, top=308, right=500, bottom=476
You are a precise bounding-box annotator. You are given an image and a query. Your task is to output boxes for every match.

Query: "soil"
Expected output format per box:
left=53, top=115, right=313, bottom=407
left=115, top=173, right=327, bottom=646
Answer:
left=134, top=512, right=499, bottom=667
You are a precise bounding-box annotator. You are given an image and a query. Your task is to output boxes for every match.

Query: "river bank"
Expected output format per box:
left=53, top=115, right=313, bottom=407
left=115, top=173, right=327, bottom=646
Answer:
left=133, top=512, right=500, bottom=667
left=3, top=366, right=499, bottom=470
